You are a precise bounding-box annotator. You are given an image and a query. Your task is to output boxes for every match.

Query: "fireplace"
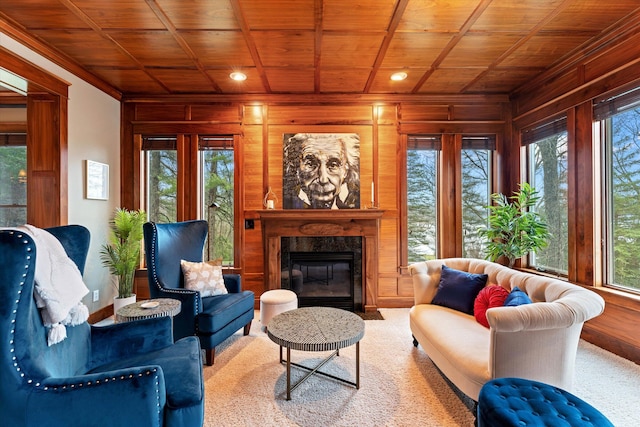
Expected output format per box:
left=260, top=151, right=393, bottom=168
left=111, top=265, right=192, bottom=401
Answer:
left=282, top=235, right=360, bottom=310
left=259, top=209, right=383, bottom=312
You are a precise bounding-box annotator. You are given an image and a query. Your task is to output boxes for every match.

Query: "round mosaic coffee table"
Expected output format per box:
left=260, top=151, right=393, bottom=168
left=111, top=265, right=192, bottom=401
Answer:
left=267, top=306, right=365, bottom=400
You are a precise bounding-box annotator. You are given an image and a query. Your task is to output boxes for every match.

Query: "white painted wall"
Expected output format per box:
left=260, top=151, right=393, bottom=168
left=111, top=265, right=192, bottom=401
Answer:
left=1, top=32, right=122, bottom=313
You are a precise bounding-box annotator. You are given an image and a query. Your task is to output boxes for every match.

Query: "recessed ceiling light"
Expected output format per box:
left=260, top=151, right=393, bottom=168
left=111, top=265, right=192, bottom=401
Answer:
left=390, top=72, right=408, bottom=81
left=229, top=72, right=247, bottom=81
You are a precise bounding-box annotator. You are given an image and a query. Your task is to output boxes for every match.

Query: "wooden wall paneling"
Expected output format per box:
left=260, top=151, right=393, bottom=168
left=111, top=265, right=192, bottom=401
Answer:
left=379, top=218, right=398, bottom=276
left=175, top=134, right=187, bottom=220
left=571, top=103, right=597, bottom=286
left=581, top=291, right=640, bottom=365
left=259, top=104, right=268, bottom=206
left=372, top=105, right=379, bottom=209
left=452, top=103, right=504, bottom=121
left=399, top=122, right=504, bottom=135
left=378, top=124, right=398, bottom=211
left=377, top=276, right=400, bottom=297
left=376, top=103, right=399, bottom=125
left=438, top=134, right=459, bottom=258
left=188, top=134, right=200, bottom=219
left=267, top=105, right=373, bottom=125
left=242, top=104, right=264, bottom=126
left=131, top=122, right=241, bottom=135
left=0, top=122, right=27, bottom=132
left=121, top=103, right=137, bottom=209
left=266, top=127, right=285, bottom=206
left=190, top=103, right=242, bottom=122
left=27, top=92, right=65, bottom=227
left=513, top=30, right=640, bottom=126
left=243, top=125, right=265, bottom=210
left=233, top=134, right=244, bottom=272
left=400, top=104, right=450, bottom=121
left=29, top=171, right=60, bottom=228
left=134, top=104, right=191, bottom=121
left=584, top=33, right=640, bottom=83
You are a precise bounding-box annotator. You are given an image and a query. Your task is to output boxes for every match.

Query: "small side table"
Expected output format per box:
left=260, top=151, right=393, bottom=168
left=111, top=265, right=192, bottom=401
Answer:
left=116, top=298, right=181, bottom=323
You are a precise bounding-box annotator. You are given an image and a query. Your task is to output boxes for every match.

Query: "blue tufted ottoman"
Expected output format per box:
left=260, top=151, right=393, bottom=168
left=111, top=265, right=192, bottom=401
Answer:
left=477, top=377, right=614, bottom=427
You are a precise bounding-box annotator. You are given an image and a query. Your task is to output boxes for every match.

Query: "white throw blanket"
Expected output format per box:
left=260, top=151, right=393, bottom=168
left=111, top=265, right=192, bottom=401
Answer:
left=14, top=225, right=90, bottom=345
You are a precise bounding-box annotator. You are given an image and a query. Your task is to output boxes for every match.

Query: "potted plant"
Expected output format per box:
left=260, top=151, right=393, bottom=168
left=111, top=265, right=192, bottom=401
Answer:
left=478, top=183, right=550, bottom=268
left=100, top=207, right=146, bottom=313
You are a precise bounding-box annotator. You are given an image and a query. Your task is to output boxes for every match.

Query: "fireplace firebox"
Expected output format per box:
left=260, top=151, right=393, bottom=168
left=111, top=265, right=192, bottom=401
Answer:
left=284, top=251, right=355, bottom=311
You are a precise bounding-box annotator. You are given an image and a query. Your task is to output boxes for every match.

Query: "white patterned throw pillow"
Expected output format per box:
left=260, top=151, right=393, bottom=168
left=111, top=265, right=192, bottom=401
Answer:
left=180, top=259, right=228, bottom=297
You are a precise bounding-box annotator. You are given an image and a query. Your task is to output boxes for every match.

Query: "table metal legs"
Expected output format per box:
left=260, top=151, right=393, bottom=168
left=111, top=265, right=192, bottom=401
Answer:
left=279, top=342, right=360, bottom=400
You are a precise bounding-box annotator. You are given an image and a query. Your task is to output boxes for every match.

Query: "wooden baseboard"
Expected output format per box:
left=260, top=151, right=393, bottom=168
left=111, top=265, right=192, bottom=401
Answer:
left=88, top=304, right=113, bottom=324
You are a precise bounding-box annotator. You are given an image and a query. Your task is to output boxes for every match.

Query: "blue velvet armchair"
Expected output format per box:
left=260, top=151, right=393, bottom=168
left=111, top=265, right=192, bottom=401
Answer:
left=0, top=225, right=204, bottom=427
left=143, top=220, right=254, bottom=365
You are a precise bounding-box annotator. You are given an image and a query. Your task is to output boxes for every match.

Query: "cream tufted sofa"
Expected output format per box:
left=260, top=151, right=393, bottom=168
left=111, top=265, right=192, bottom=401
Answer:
left=408, top=258, right=605, bottom=401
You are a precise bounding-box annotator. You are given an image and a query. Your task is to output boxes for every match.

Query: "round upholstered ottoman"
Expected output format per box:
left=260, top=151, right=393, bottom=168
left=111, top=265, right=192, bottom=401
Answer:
left=477, top=377, right=614, bottom=427
left=260, top=289, right=298, bottom=330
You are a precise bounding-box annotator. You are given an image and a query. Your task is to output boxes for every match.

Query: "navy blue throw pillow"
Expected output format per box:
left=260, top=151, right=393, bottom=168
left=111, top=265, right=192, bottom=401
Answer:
left=504, top=286, right=533, bottom=306
left=431, top=265, right=488, bottom=315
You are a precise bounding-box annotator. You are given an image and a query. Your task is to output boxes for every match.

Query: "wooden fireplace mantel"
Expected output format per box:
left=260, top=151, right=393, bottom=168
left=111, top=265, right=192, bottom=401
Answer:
left=259, top=209, right=383, bottom=312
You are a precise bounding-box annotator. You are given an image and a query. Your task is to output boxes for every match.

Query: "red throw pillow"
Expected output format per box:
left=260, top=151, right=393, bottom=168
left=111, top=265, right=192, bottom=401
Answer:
left=474, top=284, right=510, bottom=328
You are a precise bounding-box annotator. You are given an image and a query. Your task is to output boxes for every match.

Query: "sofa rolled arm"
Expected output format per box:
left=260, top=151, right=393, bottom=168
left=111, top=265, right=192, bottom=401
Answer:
left=90, top=316, right=173, bottom=367
left=408, top=262, right=441, bottom=305
left=26, top=366, right=167, bottom=426
left=487, top=290, right=605, bottom=332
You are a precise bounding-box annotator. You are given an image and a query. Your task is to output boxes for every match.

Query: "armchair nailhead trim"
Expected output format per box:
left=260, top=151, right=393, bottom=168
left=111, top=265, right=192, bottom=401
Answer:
left=5, top=231, right=163, bottom=418
left=40, top=368, right=160, bottom=392
left=6, top=232, right=33, bottom=387
left=148, top=223, right=201, bottom=316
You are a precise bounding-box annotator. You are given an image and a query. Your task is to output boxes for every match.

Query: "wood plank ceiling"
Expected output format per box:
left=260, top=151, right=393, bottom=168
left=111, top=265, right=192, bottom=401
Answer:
left=1, top=0, right=639, bottom=97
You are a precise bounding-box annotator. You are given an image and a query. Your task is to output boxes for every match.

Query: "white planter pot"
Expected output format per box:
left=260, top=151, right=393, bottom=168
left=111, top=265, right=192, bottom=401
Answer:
left=113, top=294, right=136, bottom=317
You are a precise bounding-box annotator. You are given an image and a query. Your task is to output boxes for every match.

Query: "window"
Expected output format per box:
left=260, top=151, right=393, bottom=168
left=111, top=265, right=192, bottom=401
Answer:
left=523, top=118, right=568, bottom=274
left=142, top=136, right=177, bottom=223
left=461, top=136, right=494, bottom=258
left=596, top=87, right=640, bottom=292
left=406, top=135, right=440, bottom=263
left=200, top=136, right=234, bottom=265
left=0, top=133, right=27, bottom=227
left=140, top=134, right=237, bottom=265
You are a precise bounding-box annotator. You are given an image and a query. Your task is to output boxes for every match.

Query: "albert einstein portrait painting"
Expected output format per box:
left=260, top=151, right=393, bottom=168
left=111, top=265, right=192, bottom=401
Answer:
left=283, top=133, right=360, bottom=209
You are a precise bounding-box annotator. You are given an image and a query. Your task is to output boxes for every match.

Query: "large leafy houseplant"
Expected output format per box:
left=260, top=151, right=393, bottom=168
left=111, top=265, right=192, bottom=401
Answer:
left=478, top=183, right=550, bottom=268
left=100, top=208, right=146, bottom=298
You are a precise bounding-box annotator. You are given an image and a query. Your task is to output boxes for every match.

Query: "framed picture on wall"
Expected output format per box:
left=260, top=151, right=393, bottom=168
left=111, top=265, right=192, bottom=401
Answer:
left=282, top=133, right=360, bottom=209
left=85, top=160, right=109, bottom=200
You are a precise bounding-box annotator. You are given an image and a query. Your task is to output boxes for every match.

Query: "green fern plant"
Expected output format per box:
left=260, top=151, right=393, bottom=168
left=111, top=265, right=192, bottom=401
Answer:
left=100, top=208, right=146, bottom=298
left=478, top=183, right=550, bottom=268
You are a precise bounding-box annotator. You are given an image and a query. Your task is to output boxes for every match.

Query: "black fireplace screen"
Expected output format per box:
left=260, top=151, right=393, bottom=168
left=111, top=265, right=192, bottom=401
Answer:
left=283, top=251, right=355, bottom=311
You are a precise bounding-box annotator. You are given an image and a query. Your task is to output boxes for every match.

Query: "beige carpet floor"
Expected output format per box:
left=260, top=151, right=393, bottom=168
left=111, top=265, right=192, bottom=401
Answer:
left=202, top=308, right=640, bottom=427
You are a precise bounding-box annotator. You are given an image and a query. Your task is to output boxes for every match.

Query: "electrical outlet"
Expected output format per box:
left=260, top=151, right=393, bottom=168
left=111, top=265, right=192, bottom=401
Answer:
left=93, top=290, right=99, bottom=302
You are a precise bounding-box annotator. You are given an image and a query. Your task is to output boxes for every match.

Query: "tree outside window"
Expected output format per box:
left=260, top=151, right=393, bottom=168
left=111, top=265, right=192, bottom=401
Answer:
left=143, top=136, right=177, bottom=224
left=603, top=105, right=640, bottom=291
left=462, top=136, right=494, bottom=259
left=526, top=122, right=568, bottom=274
left=200, top=136, right=234, bottom=265
left=406, top=136, right=440, bottom=263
